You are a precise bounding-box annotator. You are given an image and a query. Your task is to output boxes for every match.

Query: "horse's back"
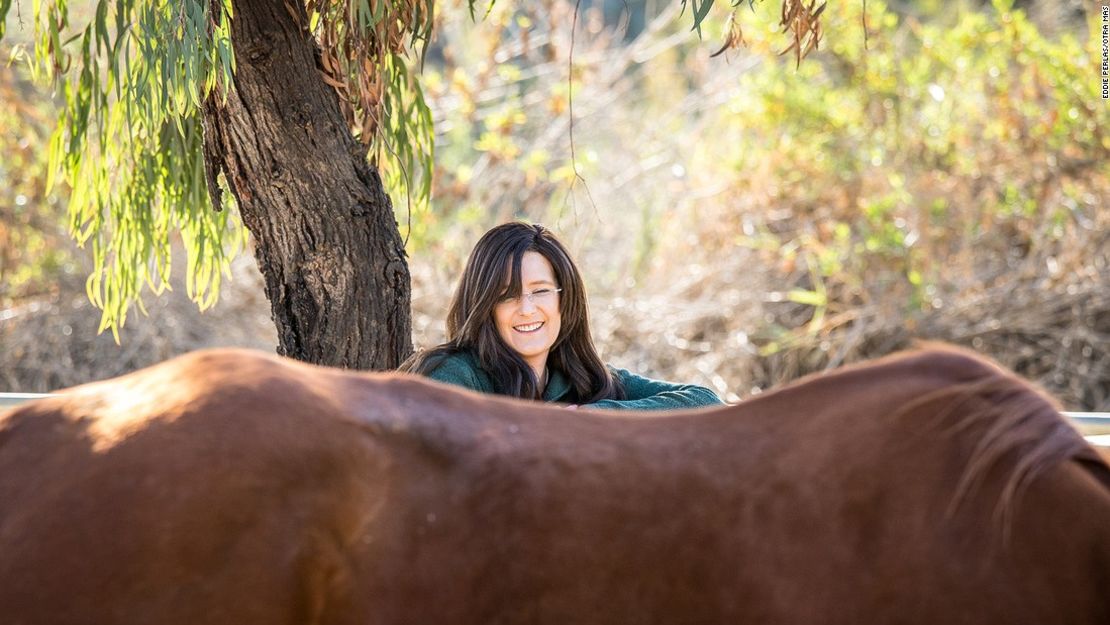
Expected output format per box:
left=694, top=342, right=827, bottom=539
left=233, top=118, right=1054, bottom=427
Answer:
left=0, top=346, right=1107, bottom=625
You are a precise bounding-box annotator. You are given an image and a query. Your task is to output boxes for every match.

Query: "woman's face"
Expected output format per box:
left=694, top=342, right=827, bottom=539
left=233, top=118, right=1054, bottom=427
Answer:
left=493, top=251, right=562, bottom=375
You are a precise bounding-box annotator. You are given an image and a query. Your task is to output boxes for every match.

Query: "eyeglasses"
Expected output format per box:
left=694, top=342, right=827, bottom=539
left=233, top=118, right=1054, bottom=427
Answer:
left=496, top=288, right=563, bottom=306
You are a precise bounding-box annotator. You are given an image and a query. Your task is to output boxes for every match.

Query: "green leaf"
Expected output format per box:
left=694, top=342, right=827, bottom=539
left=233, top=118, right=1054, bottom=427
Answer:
left=786, top=288, right=827, bottom=308
left=691, top=0, right=714, bottom=34
left=0, top=0, right=13, bottom=38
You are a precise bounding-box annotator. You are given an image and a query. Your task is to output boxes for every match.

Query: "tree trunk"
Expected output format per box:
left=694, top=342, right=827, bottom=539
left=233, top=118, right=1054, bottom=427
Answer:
left=201, top=0, right=411, bottom=370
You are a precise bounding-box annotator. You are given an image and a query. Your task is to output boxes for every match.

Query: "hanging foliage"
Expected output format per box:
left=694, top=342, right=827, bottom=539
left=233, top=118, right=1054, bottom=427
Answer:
left=3, top=0, right=441, bottom=337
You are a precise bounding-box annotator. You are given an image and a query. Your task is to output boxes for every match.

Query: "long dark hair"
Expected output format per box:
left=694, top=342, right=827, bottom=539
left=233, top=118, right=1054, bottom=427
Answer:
left=402, top=222, right=624, bottom=402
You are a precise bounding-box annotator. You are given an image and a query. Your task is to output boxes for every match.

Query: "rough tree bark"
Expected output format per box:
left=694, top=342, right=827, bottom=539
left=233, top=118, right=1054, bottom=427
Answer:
left=201, top=0, right=411, bottom=370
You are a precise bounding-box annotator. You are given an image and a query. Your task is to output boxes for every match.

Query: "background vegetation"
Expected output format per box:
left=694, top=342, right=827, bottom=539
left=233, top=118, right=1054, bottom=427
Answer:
left=2, top=0, right=1107, bottom=409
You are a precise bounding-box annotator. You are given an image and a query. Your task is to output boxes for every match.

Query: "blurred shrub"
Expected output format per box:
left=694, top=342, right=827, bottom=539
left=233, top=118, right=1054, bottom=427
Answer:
left=687, top=0, right=1106, bottom=351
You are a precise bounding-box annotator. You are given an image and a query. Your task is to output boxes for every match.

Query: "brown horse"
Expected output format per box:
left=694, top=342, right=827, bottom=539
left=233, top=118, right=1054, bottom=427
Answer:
left=1, top=346, right=1107, bottom=625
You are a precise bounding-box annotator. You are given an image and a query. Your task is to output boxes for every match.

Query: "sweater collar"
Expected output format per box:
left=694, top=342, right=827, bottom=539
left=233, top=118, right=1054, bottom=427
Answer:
left=542, top=367, right=572, bottom=402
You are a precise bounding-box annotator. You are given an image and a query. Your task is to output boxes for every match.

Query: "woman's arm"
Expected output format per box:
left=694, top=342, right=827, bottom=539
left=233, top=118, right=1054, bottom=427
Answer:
left=584, top=367, right=724, bottom=411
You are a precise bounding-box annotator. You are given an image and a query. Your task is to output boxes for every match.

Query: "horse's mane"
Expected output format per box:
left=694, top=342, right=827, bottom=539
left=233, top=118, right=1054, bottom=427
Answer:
left=887, top=360, right=1107, bottom=544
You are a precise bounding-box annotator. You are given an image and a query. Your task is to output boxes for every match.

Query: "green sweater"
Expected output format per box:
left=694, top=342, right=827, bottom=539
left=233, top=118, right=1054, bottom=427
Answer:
left=425, top=350, right=723, bottom=411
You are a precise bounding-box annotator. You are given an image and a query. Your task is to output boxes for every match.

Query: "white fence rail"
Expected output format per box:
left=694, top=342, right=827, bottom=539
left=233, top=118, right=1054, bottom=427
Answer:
left=2, top=393, right=1108, bottom=444
left=1067, top=413, right=1110, bottom=445
left=1, top=393, right=53, bottom=409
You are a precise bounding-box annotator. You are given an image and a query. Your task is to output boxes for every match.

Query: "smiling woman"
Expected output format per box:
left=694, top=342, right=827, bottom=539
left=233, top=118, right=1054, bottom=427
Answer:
left=402, top=223, right=722, bottom=410
left=492, top=252, right=563, bottom=381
